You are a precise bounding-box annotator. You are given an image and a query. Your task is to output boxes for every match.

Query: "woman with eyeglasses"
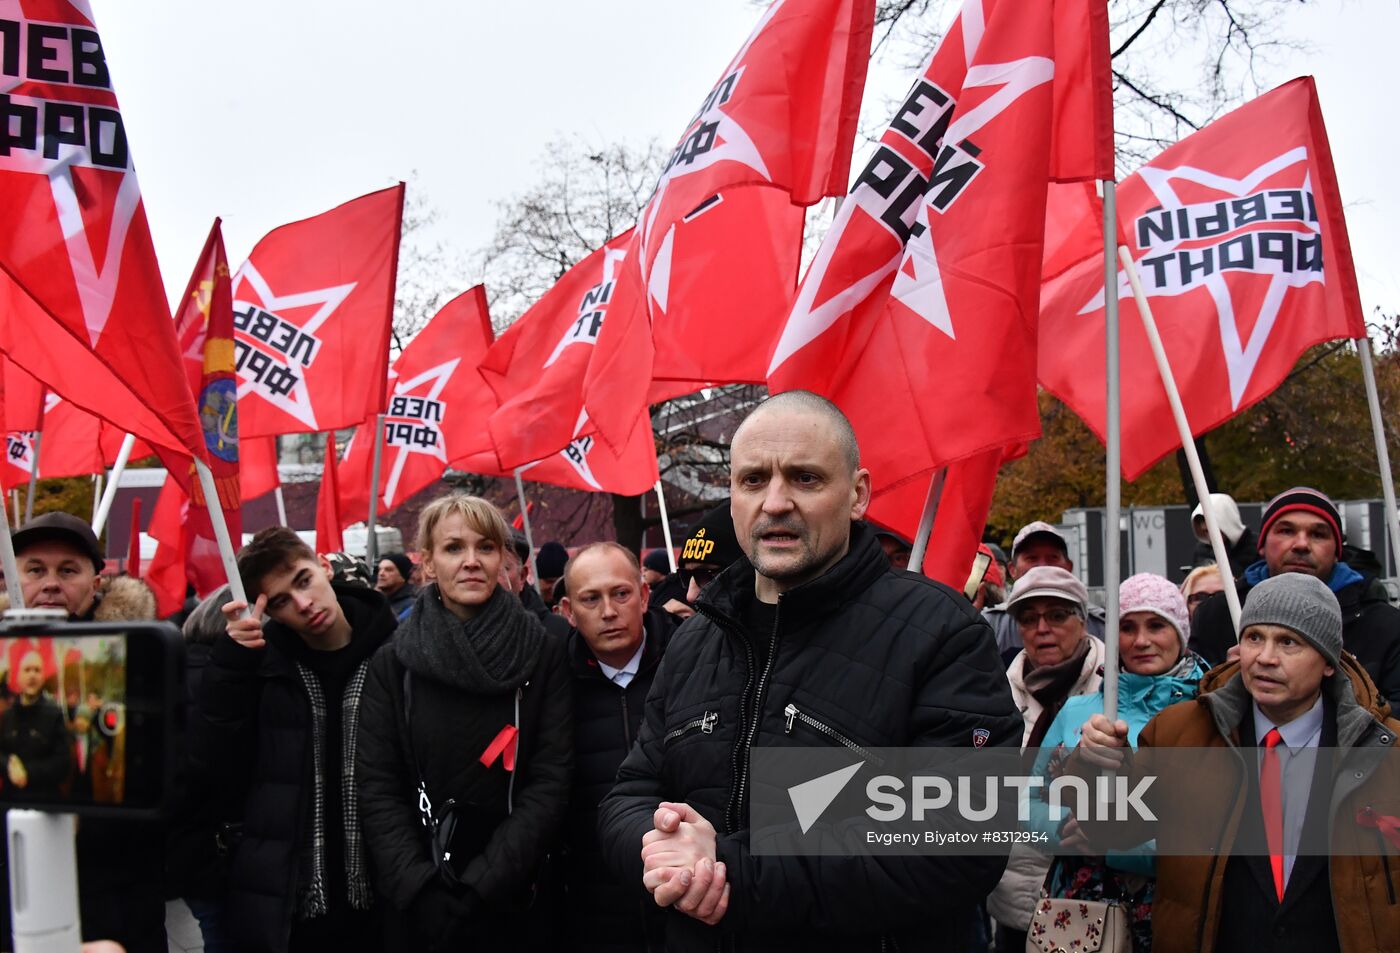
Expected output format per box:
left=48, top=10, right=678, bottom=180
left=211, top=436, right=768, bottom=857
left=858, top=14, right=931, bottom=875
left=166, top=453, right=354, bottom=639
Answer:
left=356, top=495, right=573, bottom=952
left=1025, top=573, right=1208, bottom=952
left=1180, top=563, right=1224, bottom=616
left=986, top=565, right=1106, bottom=952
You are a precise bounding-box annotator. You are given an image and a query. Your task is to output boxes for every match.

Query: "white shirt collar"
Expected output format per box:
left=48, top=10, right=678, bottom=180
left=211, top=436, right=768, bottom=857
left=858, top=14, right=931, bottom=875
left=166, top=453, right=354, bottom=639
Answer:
left=596, top=632, right=647, bottom=688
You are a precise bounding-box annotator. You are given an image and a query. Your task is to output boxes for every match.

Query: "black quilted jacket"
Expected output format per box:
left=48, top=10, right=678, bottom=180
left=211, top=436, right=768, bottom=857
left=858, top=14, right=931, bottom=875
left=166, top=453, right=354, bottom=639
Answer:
left=598, top=522, right=1022, bottom=952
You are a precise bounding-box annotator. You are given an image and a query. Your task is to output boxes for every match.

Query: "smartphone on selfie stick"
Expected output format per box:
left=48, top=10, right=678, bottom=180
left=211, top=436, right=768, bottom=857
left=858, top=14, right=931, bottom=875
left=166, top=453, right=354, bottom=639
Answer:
left=0, top=610, right=183, bottom=953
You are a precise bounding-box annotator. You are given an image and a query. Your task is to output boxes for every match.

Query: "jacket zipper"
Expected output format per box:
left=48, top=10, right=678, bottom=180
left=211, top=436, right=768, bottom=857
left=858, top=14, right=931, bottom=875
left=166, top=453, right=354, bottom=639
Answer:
left=784, top=703, right=884, bottom=765
left=664, top=710, right=718, bottom=745
left=726, top=598, right=782, bottom=833
left=620, top=692, right=632, bottom=751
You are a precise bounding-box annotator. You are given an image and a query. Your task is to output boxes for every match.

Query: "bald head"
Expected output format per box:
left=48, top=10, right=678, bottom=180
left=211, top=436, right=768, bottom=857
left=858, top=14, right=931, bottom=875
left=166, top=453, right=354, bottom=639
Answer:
left=734, top=391, right=859, bottom=473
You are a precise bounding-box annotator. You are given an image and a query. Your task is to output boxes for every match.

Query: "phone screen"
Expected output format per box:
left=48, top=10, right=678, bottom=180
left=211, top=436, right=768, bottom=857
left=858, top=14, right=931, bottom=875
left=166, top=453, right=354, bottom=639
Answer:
left=0, top=622, right=179, bottom=817
left=962, top=552, right=993, bottom=601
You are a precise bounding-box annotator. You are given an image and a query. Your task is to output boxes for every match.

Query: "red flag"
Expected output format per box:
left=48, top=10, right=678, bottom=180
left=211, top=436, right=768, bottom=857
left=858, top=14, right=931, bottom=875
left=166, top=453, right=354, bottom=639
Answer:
left=339, top=286, right=496, bottom=520
left=0, top=3, right=206, bottom=460
left=455, top=408, right=659, bottom=498
left=239, top=437, right=281, bottom=502
left=316, top=434, right=345, bottom=553
left=3, top=361, right=44, bottom=434
left=1038, top=77, right=1364, bottom=480
left=233, top=186, right=404, bottom=437
left=767, top=0, right=1110, bottom=506
left=866, top=447, right=1008, bottom=588
left=145, top=479, right=188, bottom=617
left=584, top=0, right=876, bottom=450
left=481, top=234, right=636, bottom=469
left=126, top=498, right=142, bottom=577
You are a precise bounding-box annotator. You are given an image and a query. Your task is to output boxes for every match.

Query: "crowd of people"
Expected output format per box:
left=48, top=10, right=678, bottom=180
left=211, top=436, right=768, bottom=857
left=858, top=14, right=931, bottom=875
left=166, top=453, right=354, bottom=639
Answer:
left=0, top=390, right=1396, bottom=952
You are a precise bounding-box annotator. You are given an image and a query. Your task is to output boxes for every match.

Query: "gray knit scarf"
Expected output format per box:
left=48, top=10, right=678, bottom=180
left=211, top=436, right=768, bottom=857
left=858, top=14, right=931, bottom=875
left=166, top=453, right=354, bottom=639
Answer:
left=293, top=659, right=373, bottom=919
left=394, top=584, right=544, bottom=692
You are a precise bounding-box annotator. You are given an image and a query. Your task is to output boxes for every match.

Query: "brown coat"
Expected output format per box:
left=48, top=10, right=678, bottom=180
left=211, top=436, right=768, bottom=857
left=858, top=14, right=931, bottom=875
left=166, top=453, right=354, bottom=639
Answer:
left=1076, top=655, right=1400, bottom=953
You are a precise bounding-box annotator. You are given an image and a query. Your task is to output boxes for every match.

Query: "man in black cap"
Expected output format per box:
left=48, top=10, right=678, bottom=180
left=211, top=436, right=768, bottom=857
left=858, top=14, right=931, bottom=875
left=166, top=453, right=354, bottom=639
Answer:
left=375, top=551, right=417, bottom=621
left=504, top=534, right=570, bottom=638
left=1190, top=486, right=1400, bottom=709
left=536, top=540, right=570, bottom=609
left=654, top=502, right=745, bottom=620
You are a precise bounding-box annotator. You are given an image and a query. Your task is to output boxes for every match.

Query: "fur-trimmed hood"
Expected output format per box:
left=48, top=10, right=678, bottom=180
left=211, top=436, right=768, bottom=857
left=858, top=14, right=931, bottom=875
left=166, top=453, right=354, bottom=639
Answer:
left=0, top=574, right=157, bottom=622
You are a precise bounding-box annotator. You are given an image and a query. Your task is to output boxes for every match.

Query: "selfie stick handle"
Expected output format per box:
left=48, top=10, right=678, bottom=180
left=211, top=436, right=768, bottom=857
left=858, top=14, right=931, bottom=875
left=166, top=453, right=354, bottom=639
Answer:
left=7, top=809, right=81, bottom=953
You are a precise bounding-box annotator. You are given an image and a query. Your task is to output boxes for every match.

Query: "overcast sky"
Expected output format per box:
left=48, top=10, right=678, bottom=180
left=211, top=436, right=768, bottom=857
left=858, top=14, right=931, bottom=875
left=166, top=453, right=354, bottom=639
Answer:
left=96, top=0, right=1399, bottom=325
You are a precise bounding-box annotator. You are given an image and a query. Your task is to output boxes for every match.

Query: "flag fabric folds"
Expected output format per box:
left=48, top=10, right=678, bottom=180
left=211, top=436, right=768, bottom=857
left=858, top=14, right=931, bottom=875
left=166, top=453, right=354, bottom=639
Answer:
left=339, top=286, right=496, bottom=521
left=147, top=222, right=243, bottom=611
left=481, top=235, right=635, bottom=470
left=233, top=185, right=404, bottom=438
left=1038, top=77, right=1365, bottom=480
left=0, top=1, right=207, bottom=460
left=316, top=434, right=345, bottom=554
left=766, top=0, right=1111, bottom=583
left=583, top=0, right=877, bottom=451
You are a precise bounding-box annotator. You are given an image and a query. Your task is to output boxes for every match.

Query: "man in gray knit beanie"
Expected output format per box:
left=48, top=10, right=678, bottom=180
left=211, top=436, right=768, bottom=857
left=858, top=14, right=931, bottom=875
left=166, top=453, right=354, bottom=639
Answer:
left=1239, top=572, right=1343, bottom=726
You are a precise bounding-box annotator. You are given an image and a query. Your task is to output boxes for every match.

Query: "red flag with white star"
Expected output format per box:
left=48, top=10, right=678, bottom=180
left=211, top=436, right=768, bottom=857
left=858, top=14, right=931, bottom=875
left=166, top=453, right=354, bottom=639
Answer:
left=583, top=0, right=876, bottom=451
left=767, top=0, right=1110, bottom=504
left=0, top=0, right=207, bottom=460
left=338, top=286, right=495, bottom=521
left=480, top=234, right=636, bottom=470
left=233, top=185, right=403, bottom=437
left=1038, top=78, right=1364, bottom=480
left=455, top=407, right=659, bottom=498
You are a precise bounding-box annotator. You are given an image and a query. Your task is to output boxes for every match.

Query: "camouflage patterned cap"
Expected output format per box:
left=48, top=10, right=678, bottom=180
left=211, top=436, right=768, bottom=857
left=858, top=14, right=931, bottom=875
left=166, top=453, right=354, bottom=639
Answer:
left=324, top=552, right=374, bottom=589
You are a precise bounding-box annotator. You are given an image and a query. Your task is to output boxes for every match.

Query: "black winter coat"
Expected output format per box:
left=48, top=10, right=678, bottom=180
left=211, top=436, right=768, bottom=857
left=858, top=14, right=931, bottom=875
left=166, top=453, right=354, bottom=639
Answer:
left=191, top=584, right=397, bottom=953
left=356, top=585, right=574, bottom=951
left=563, top=608, right=676, bottom=951
left=0, top=695, right=70, bottom=799
left=1190, top=571, right=1400, bottom=710
left=597, top=522, right=1023, bottom=953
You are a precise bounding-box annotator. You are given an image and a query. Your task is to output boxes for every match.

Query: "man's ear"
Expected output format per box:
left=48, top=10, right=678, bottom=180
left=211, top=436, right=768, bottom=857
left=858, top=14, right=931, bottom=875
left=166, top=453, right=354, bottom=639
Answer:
left=850, top=467, right=872, bottom=520
left=559, top=597, right=576, bottom=627
left=317, top=554, right=333, bottom=578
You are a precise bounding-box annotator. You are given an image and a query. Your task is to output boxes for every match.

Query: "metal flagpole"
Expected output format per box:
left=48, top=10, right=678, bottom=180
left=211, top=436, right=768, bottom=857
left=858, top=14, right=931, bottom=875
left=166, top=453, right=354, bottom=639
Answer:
left=1357, top=335, right=1400, bottom=575
left=0, top=476, right=24, bottom=608
left=1102, top=179, right=1122, bottom=724
left=92, top=433, right=137, bottom=536
left=23, top=432, right=40, bottom=523
left=91, top=474, right=103, bottom=524
left=1119, top=246, right=1242, bottom=634
left=365, top=416, right=385, bottom=568
left=194, top=458, right=248, bottom=607
left=653, top=480, right=678, bottom=572
left=907, top=468, right=947, bottom=576
left=10, top=490, right=19, bottom=529
left=514, top=469, right=540, bottom=594
left=274, top=486, right=288, bottom=527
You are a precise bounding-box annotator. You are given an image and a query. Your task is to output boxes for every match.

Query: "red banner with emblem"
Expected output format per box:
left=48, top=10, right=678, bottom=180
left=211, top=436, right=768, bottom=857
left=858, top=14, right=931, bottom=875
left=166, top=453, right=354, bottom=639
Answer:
left=233, top=185, right=403, bottom=438
left=338, top=286, right=496, bottom=522
left=767, top=0, right=1110, bottom=518
left=0, top=1, right=206, bottom=460
left=1038, top=77, right=1364, bottom=480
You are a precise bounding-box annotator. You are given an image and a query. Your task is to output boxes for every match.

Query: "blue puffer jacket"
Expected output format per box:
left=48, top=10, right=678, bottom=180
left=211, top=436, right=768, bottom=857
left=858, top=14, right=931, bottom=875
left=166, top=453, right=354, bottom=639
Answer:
left=1025, top=656, right=1207, bottom=875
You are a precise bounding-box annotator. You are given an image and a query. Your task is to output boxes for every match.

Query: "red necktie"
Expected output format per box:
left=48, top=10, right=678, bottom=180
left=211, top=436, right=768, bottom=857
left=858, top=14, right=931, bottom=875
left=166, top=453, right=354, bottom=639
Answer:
left=1260, top=728, right=1285, bottom=901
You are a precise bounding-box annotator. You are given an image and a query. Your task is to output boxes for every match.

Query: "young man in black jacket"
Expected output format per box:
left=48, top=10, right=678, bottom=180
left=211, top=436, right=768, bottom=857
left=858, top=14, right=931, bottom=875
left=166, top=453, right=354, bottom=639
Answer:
left=559, top=542, right=677, bottom=951
left=196, top=528, right=397, bottom=953
left=598, top=391, right=1023, bottom=953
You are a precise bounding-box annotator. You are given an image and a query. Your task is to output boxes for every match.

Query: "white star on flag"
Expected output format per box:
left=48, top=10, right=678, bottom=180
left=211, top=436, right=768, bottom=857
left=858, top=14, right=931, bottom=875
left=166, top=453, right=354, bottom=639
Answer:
left=232, top=262, right=356, bottom=432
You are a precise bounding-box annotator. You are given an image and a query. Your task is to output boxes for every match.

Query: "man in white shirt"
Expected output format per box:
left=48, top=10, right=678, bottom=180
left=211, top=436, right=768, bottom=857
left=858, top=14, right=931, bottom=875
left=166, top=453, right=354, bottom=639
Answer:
left=558, top=542, right=677, bottom=951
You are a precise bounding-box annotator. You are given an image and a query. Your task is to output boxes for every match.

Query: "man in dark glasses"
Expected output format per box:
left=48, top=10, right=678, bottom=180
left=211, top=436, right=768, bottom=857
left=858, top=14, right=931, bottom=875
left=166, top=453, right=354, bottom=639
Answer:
left=654, top=502, right=745, bottom=621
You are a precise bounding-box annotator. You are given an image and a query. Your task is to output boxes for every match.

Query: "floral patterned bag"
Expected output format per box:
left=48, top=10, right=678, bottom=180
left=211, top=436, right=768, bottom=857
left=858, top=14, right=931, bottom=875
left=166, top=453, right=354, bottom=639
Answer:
left=1026, top=857, right=1133, bottom=953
